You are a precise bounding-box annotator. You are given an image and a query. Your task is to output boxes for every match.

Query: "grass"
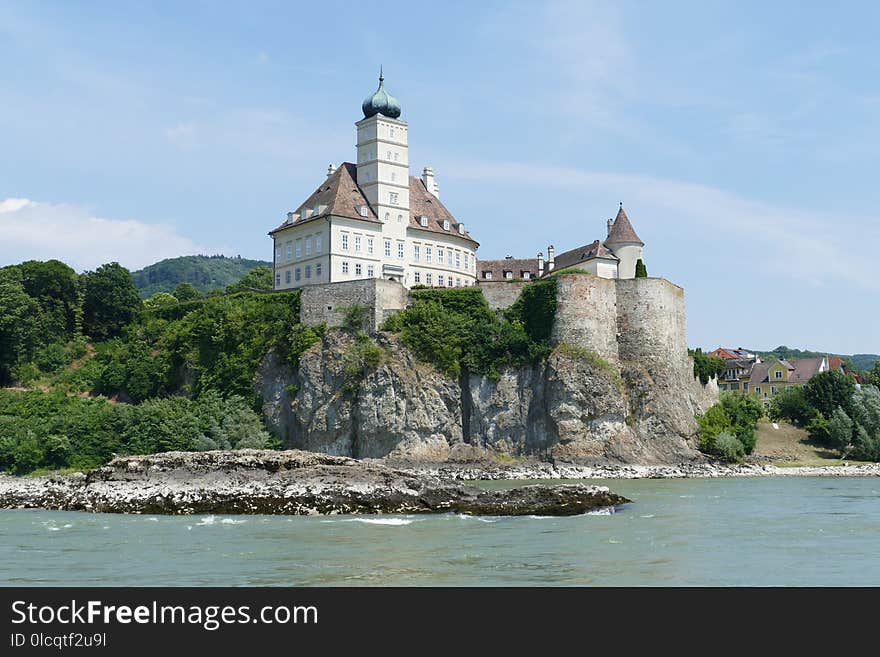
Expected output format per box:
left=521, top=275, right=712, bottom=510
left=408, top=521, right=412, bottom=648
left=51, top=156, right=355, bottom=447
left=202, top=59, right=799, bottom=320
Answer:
left=751, top=418, right=871, bottom=467
left=554, top=343, right=624, bottom=391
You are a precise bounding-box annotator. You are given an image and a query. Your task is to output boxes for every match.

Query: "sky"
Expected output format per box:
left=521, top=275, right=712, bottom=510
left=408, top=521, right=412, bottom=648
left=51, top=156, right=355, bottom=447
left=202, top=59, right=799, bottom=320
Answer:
left=1, top=1, right=878, bottom=354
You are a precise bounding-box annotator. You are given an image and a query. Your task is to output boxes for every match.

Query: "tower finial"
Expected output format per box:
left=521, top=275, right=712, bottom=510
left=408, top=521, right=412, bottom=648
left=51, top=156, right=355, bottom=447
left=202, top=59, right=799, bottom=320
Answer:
left=619, top=200, right=623, bottom=208
left=379, top=65, right=384, bottom=83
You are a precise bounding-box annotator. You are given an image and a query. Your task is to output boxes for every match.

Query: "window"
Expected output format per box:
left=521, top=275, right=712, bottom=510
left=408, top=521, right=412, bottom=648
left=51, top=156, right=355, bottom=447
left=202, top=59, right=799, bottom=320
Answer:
left=342, top=261, right=349, bottom=274
left=419, top=216, right=429, bottom=227
left=341, top=234, right=349, bottom=251
left=414, top=272, right=421, bottom=284
left=397, top=214, right=402, bottom=223
left=458, top=224, right=465, bottom=235
left=391, top=172, right=396, bottom=182
left=285, top=241, right=292, bottom=260
left=295, top=239, right=302, bottom=258
left=305, top=238, right=312, bottom=256
left=484, top=271, right=493, bottom=280
left=731, top=382, right=740, bottom=390
left=385, top=212, right=390, bottom=222
left=397, top=241, right=404, bottom=259
left=443, top=220, right=450, bottom=231
left=504, top=271, right=513, bottom=279
left=464, top=254, right=469, bottom=270
left=387, top=150, right=392, bottom=160
left=305, top=265, right=312, bottom=279
left=455, top=252, right=461, bottom=269
left=771, top=386, right=777, bottom=394
left=389, top=127, right=395, bottom=138
left=413, top=244, right=421, bottom=261
left=447, top=250, right=453, bottom=266
left=315, top=234, right=322, bottom=253
left=389, top=192, right=399, bottom=205
left=295, top=268, right=301, bottom=281
left=426, top=246, right=433, bottom=263
left=275, top=246, right=282, bottom=261
left=355, top=235, right=362, bottom=253
left=316, top=263, right=322, bottom=278
left=393, top=153, right=398, bottom=161
left=384, top=239, right=391, bottom=257
left=367, top=237, right=374, bottom=254
left=755, top=387, right=761, bottom=394
left=522, top=271, right=530, bottom=279
left=438, top=275, right=445, bottom=287
left=367, top=265, right=374, bottom=277
left=275, top=272, right=281, bottom=287
left=355, top=263, right=362, bottom=276
left=774, top=370, right=783, bottom=379
left=358, top=205, right=369, bottom=217
left=455, top=278, right=461, bottom=287
left=743, top=383, right=749, bottom=392
left=426, top=273, right=433, bottom=286
left=437, top=248, right=444, bottom=263
left=285, top=270, right=291, bottom=284
left=447, top=277, right=453, bottom=287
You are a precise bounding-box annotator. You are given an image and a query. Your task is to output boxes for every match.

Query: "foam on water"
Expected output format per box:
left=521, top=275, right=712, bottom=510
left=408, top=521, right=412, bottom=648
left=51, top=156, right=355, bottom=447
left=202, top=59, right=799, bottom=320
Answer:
left=343, top=518, right=414, bottom=526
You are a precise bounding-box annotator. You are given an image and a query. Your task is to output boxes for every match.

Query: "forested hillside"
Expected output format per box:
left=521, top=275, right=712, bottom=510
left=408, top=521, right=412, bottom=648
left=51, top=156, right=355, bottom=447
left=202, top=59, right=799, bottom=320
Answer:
left=132, top=255, right=271, bottom=298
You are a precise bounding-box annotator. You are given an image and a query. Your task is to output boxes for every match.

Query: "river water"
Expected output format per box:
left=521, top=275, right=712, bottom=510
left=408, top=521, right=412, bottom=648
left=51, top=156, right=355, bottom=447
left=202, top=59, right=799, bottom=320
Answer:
left=1, top=477, right=878, bottom=586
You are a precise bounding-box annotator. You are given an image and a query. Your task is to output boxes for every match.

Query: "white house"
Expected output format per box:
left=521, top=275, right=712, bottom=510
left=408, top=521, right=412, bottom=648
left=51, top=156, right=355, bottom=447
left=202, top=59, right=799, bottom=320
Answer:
left=269, top=73, right=479, bottom=290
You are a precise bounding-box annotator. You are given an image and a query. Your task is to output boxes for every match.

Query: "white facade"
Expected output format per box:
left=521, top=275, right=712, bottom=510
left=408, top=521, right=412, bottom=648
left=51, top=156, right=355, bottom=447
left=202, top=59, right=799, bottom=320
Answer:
left=271, top=81, right=478, bottom=291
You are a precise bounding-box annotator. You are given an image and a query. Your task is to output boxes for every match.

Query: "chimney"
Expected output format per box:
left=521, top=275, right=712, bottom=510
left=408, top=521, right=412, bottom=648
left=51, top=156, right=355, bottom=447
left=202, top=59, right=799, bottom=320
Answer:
left=327, top=163, right=337, bottom=177
left=537, top=251, right=545, bottom=276
left=547, top=244, right=555, bottom=271
left=607, top=218, right=614, bottom=237
left=422, top=166, right=440, bottom=198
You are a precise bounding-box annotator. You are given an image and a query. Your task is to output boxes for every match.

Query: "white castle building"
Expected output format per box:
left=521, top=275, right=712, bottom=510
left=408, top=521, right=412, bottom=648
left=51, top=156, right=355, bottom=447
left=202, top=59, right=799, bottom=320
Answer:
left=270, top=73, right=645, bottom=290
left=270, top=72, right=479, bottom=290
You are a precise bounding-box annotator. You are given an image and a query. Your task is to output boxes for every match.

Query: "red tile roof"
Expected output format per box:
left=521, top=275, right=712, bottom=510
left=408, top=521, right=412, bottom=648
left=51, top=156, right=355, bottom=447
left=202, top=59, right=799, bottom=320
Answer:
left=605, top=206, right=643, bottom=245
left=407, top=177, right=478, bottom=245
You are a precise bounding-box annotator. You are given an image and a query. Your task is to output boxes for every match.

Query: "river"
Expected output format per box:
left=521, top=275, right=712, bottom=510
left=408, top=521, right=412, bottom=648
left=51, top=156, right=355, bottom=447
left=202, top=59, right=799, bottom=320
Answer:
left=1, top=476, right=878, bottom=586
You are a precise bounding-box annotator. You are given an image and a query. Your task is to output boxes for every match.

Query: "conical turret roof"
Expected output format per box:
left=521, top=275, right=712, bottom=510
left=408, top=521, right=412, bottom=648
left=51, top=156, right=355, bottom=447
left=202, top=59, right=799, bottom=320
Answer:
left=605, top=205, right=643, bottom=246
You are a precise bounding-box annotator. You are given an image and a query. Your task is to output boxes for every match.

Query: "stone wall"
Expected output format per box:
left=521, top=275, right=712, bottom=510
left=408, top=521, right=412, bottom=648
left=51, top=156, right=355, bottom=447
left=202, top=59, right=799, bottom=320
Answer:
left=478, top=281, right=530, bottom=310
left=300, top=279, right=409, bottom=331
left=550, top=275, right=619, bottom=363
left=615, top=278, right=689, bottom=373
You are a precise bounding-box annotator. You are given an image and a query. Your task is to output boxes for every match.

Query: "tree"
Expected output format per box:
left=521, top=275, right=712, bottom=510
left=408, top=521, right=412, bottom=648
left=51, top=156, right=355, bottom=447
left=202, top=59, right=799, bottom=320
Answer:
left=226, top=266, right=273, bottom=293
left=635, top=259, right=648, bottom=278
left=143, top=292, right=178, bottom=309
left=9, top=260, right=80, bottom=342
left=768, top=386, right=815, bottom=426
left=81, top=263, right=142, bottom=341
left=720, top=392, right=764, bottom=453
left=690, top=348, right=725, bottom=385
left=0, top=275, right=42, bottom=383
left=827, top=407, right=854, bottom=455
left=805, top=370, right=856, bottom=419
left=867, top=362, right=880, bottom=389
left=172, top=282, right=202, bottom=302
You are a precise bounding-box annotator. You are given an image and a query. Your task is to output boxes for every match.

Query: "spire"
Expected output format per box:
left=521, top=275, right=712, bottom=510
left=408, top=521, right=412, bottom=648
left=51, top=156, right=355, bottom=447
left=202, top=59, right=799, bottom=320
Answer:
left=605, top=204, right=644, bottom=246
left=362, top=68, right=400, bottom=119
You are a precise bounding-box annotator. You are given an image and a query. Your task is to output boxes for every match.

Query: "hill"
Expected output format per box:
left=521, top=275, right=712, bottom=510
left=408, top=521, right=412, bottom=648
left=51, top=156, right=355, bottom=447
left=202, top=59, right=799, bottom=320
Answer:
left=751, top=346, right=878, bottom=372
left=131, top=255, right=271, bottom=298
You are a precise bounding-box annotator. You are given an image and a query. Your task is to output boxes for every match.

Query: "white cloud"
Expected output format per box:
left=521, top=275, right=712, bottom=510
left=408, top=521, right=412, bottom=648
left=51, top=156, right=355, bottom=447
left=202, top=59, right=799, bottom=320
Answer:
left=444, top=161, right=880, bottom=290
left=165, top=122, right=196, bottom=149
left=0, top=198, right=216, bottom=271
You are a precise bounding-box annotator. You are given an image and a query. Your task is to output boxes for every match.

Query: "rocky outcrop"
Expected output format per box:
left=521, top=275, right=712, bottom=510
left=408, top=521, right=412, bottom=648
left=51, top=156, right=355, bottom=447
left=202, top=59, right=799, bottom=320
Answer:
left=0, top=450, right=629, bottom=516
left=258, top=329, right=717, bottom=466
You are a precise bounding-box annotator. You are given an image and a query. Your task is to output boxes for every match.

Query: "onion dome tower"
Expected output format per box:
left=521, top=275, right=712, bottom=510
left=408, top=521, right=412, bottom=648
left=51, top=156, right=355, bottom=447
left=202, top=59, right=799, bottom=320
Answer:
left=361, top=67, right=401, bottom=119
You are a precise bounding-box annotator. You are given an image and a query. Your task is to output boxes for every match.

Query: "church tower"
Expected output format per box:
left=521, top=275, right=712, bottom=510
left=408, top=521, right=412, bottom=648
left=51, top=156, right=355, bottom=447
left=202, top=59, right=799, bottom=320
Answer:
left=356, top=71, right=410, bottom=277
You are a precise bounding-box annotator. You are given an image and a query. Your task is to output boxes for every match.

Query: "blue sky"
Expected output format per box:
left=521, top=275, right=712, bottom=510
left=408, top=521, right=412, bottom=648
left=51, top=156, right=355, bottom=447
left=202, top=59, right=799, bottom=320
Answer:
left=1, top=1, right=878, bottom=354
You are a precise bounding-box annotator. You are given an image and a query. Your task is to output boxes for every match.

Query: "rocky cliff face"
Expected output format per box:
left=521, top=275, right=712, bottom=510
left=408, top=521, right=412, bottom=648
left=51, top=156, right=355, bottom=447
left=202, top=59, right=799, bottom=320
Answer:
left=256, top=329, right=717, bottom=465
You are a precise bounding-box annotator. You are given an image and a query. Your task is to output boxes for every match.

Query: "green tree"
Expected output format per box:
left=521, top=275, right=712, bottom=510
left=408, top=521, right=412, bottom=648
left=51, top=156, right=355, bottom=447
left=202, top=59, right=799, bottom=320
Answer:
left=9, top=260, right=80, bottom=342
left=867, top=362, right=880, bottom=389
left=81, top=263, right=142, bottom=341
left=768, top=386, right=815, bottom=426
left=720, top=392, right=763, bottom=453
left=697, top=404, right=731, bottom=452
left=635, top=259, right=648, bottom=278
left=172, top=282, right=202, bottom=302
left=0, top=275, right=42, bottom=383
left=690, top=348, right=725, bottom=385
left=805, top=370, right=856, bottom=419
left=827, top=407, right=854, bottom=455
left=226, top=266, right=273, bottom=293
left=143, top=292, right=178, bottom=309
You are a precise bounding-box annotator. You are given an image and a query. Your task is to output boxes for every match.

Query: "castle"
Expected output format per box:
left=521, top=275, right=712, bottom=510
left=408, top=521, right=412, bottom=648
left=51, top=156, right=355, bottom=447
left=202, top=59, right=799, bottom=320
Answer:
left=269, top=73, right=646, bottom=292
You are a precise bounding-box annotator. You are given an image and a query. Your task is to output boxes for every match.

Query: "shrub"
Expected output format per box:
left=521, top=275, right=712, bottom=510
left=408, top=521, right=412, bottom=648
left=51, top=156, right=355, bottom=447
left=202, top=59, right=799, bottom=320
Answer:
left=34, top=342, right=70, bottom=373
left=712, top=431, right=745, bottom=462
left=635, top=259, right=648, bottom=278
left=690, top=348, right=725, bottom=385
left=768, top=386, right=814, bottom=426
left=805, top=370, right=856, bottom=419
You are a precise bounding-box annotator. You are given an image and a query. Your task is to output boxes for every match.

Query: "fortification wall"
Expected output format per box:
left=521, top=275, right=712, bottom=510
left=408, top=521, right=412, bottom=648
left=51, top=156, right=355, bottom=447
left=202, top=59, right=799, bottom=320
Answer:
left=615, top=278, right=688, bottom=372
left=300, top=279, right=409, bottom=330
left=551, top=275, right=619, bottom=363
left=478, top=281, right=529, bottom=310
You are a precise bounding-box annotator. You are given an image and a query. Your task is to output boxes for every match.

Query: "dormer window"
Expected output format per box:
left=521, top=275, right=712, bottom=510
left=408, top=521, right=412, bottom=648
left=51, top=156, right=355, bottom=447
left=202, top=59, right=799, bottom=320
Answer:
left=483, top=272, right=493, bottom=280
left=522, top=272, right=531, bottom=279
left=419, top=216, right=429, bottom=227
left=443, top=220, right=450, bottom=231
left=358, top=205, right=369, bottom=217
left=504, top=271, right=513, bottom=279
left=458, top=224, right=465, bottom=235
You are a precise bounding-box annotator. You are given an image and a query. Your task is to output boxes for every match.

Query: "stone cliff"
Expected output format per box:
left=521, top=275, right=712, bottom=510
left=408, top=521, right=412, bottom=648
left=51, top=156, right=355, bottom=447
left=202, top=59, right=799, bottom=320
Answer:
left=257, top=275, right=717, bottom=464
